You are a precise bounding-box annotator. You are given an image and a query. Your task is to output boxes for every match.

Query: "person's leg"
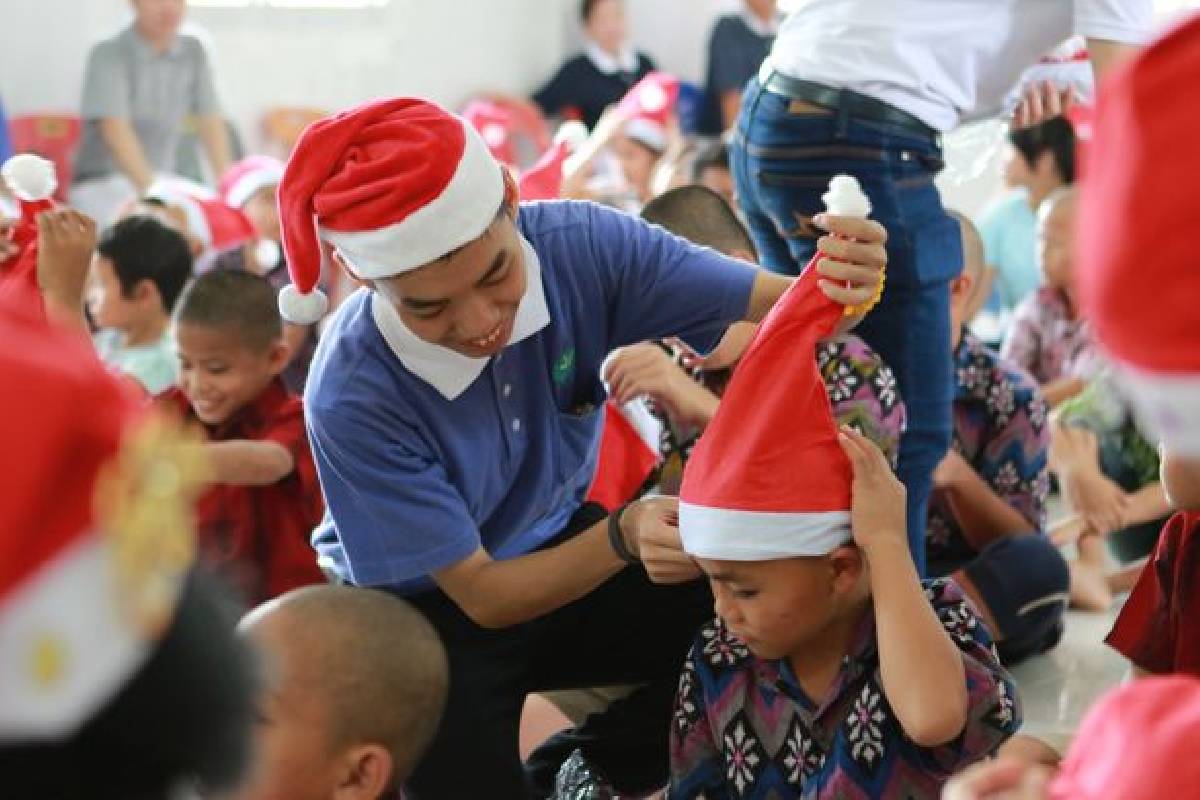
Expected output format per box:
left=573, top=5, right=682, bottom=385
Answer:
left=736, top=94, right=960, bottom=575
left=405, top=588, right=534, bottom=800
left=953, top=535, right=1071, bottom=665
left=522, top=567, right=713, bottom=797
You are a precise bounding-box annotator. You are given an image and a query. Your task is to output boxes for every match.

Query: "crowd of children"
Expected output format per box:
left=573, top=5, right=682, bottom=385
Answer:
left=4, top=1, right=1200, bottom=799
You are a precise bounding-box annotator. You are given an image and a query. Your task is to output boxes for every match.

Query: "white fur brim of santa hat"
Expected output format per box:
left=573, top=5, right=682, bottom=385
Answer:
left=276, top=98, right=506, bottom=325
left=679, top=505, right=852, bottom=560
left=1114, top=363, right=1200, bottom=458
left=222, top=156, right=285, bottom=209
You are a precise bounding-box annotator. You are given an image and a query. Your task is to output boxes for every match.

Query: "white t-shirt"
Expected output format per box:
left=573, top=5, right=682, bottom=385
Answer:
left=768, top=0, right=1151, bottom=131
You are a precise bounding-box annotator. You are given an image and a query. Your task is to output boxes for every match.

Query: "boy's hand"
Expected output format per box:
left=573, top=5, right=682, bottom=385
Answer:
left=605, top=343, right=717, bottom=429
left=621, top=495, right=702, bottom=584
left=933, top=449, right=972, bottom=491
left=838, top=425, right=908, bottom=554
left=942, top=757, right=1053, bottom=800
left=1011, top=80, right=1075, bottom=130
left=1064, top=469, right=1129, bottom=536
left=0, top=216, right=18, bottom=262
left=812, top=214, right=887, bottom=309
left=37, top=209, right=97, bottom=310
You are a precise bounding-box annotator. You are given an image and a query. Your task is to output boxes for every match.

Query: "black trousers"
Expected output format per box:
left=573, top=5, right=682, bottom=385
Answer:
left=405, top=503, right=712, bottom=799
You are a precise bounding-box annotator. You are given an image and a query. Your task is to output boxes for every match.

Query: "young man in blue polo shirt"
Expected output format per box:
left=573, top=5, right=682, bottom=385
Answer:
left=273, top=98, right=887, bottom=799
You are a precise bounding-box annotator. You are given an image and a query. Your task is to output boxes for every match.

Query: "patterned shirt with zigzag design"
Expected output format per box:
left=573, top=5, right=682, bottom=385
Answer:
left=668, top=578, right=1020, bottom=799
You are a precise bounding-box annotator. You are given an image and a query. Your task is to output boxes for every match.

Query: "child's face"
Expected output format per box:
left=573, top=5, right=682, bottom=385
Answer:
left=584, top=0, right=627, bottom=53
left=696, top=551, right=861, bottom=661
left=1161, top=448, right=1200, bottom=510
left=1037, top=194, right=1076, bottom=291
left=371, top=211, right=527, bottom=359
left=613, top=135, right=659, bottom=199
left=244, top=185, right=282, bottom=244
left=88, top=256, right=157, bottom=332
left=175, top=322, right=286, bottom=426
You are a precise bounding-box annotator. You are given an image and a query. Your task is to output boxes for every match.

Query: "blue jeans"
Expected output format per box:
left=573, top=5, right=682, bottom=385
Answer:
left=731, top=78, right=963, bottom=576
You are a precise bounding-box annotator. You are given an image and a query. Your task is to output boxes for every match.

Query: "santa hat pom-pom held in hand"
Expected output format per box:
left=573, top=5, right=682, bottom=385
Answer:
left=2, top=154, right=57, bottom=203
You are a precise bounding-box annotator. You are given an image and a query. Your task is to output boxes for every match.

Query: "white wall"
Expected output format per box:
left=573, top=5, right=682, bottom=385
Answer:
left=0, top=0, right=576, bottom=152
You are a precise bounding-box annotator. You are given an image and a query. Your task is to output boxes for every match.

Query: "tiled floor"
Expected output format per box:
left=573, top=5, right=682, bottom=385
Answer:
left=1009, top=605, right=1130, bottom=754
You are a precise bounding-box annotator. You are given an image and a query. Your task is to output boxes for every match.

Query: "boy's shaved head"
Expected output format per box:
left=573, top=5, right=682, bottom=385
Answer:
left=241, top=586, right=448, bottom=791
left=174, top=270, right=283, bottom=352
left=947, top=210, right=985, bottom=283
left=642, top=185, right=757, bottom=260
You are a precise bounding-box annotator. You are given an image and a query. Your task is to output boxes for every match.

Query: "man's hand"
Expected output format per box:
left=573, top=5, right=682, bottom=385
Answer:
left=1011, top=80, right=1076, bottom=130
left=37, top=209, right=98, bottom=328
left=604, top=343, right=717, bottom=428
left=812, top=214, right=888, bottom=309
left=1064, top=468, right=1130, bottom=536
left=621, top=495, right=701, bottom=584
left=838, top=425, right=908, bottom=554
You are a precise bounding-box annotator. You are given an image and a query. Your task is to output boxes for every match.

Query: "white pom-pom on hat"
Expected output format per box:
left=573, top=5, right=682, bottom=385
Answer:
left=1, top=154, right=58, bottom=202
left=821, top=174, right=871, bottom=218
left=553, top=120, right=589, bottom=153
left=278, top=284, right=329, bottom=325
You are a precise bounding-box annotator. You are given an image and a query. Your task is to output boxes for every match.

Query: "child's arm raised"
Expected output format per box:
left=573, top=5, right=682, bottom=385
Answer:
left=838, top=426, right=969, bottom=747
left=205, top=440, right=295, bottom=486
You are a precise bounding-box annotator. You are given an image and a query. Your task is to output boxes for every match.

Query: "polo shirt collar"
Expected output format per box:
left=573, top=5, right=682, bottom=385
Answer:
left=371, top=234, right=551, bottom=400
left=126, top=24, right=184, bottom=59
left=739, top=5, right=781, bottom=38
left=584, top=39, right=639, bottom=75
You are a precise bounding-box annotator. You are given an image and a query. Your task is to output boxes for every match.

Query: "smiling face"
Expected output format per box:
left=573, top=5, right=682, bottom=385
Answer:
left=175, top=323, right=287, bottom=426
left=365, top=208, right=527, bottom=359
left=696, top=549, right=864, bottom=661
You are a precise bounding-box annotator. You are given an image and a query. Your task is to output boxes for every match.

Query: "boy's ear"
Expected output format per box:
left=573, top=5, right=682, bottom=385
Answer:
left=332, top=743, right=394, bottom=800
left=131, top=277, right=162, bottom=308
left=266, top=338, right=291, bottom=376
left=827, top=544, right=864, bottom=594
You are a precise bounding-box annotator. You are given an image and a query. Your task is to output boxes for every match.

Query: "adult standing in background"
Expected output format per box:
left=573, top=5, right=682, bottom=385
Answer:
left=532, top=0, right=655, bottom=130
left=695, top=0, right=779, bottom=137
left=731, top=0, right=1151, bottom=576
left=72, top=0, right=231, bottom=225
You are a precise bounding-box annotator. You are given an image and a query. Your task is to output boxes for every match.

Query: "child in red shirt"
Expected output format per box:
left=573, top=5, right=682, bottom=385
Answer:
left=161, top=269, right=325, bottom=604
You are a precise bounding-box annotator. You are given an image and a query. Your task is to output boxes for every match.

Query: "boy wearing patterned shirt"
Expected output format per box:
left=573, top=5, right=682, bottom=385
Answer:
left=669, top=244, right=1018, bottom=799
left=928, top=214, right=1068, bottom=664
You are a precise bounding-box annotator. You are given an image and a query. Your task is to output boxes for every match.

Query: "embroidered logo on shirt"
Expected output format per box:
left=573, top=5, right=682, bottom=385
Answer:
left=553, top=348, right=576, bottom=386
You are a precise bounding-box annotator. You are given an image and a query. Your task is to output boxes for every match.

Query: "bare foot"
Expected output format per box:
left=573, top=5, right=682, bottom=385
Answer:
left=1070, top=534, right=1114, bottom=611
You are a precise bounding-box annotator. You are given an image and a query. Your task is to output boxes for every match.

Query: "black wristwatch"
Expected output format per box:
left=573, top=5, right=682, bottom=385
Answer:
left=608, top=503, right=639, bottom=564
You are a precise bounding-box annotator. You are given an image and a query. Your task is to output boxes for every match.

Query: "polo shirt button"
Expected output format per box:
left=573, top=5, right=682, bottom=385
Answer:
left=503, top=384, right=513, bottom=398
left=512, top=419, right=521, bottom=432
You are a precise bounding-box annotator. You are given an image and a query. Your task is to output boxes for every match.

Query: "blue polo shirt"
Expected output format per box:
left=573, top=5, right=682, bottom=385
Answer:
left=306, top=200, right=758, bottom=595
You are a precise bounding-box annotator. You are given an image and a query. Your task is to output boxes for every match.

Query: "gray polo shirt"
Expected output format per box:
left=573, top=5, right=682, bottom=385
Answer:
left=74, top=25, right=221, bottom=183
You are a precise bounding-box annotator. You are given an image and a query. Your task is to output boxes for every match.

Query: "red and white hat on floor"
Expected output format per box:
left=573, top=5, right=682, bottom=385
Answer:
left=1078, top=12, right=1200, bottom=456
left=679, top=256, right=853, bottom=560
left=276, top=98, right=507, bottom=325
left=617, top=72, right=680, bottom=153
left=461, top=101, right=519, bottom=167
left=518, top=120, right=589, bottom=202
left=1049, top=677, right=1200, bottom=800
left=0, top=298, right=199, bottom=741
left=219, top=155, right=286, bottom=209
left=145, top=178, right=257, bottom=253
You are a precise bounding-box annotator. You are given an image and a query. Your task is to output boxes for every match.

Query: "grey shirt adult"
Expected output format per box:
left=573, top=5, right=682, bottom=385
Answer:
left=74, top=25, right=221, bottom=183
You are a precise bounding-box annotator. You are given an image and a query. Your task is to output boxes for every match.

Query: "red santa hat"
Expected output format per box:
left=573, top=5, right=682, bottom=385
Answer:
left=276, top=98, right=506, bottom=325
left=144, top=178, right=257, bottom=253
left=518, top=120, right=589, bottom=202
left=617, top=72, right=680, bottom=153
left=0, top=154, right=58, bottom=305
left=1049, top=677, right=1200, bottom=800
left=462, top=100, right=519, bottom=166
left=0, top=298, right=198, bottom=741
left=219, top=155, right=286, bottom=210
left=1077, top=12, right=1200, bottom=456
left=679, top=257, right=853, bottom=559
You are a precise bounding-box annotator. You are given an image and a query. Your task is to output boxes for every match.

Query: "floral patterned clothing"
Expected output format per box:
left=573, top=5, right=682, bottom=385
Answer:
left=1000, top=286, right=1101, bottom=386
left=927, top=329, right=1051, bottom=572
left=668, top=579, right=1020, bottom=799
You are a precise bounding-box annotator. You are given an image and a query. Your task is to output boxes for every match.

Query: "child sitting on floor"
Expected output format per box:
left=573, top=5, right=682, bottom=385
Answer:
left=89, top=213, right=193, bottom=393
left=228, top=585, right=449, bottom=800
left=160, top=269, right=325, bottom=604
left=667, top=248, right=1019, bottom=799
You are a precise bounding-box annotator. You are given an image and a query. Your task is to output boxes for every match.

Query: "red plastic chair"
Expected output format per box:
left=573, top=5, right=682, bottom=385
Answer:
left=8, top=114, right=82, bottom=202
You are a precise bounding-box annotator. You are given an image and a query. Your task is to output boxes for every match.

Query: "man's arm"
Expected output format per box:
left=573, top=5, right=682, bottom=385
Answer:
left=195, top=114, right=232, bottom=180
left=97, top=119, right=155, bottom=193
left=433, top=496, right=693, bottom=629
left=206, top=440, right=295, bottom=486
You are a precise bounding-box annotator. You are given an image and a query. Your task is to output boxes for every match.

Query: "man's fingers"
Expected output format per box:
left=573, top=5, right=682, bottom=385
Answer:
left=1041, top=80, right=1062, bottom=117
left=815, top=258, right=881, bottom=287
left=814, top=215, right=887, bottom=245
left=819, top=280, right=876, bottom=307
